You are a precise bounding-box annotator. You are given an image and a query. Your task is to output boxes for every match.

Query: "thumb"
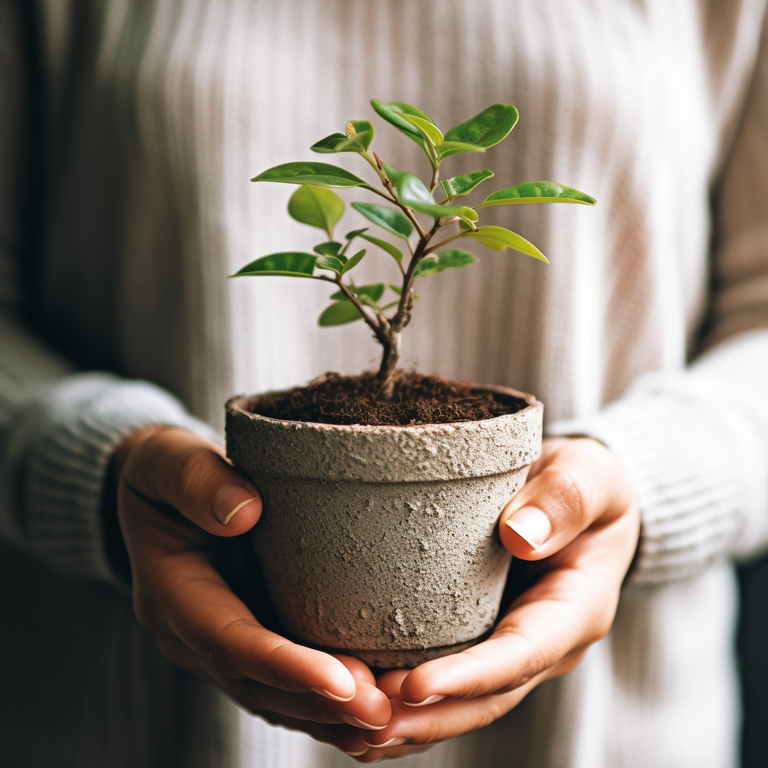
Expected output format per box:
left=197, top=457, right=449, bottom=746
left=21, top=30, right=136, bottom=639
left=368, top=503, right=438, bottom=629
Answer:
left=122, top=426, right=262, bottom=537
left=499, top=437, right=632, bottom=560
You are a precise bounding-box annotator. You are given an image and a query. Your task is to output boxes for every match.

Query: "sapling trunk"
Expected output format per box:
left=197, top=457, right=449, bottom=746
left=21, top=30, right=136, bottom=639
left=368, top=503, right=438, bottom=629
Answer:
left=375, top=330, right=401, bottom=398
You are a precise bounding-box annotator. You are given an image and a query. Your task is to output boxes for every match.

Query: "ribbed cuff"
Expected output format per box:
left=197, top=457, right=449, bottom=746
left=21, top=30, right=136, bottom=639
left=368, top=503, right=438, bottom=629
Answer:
left=548, top=372, right=765, bottom=587
left=22, top=372, right=220, bottom=588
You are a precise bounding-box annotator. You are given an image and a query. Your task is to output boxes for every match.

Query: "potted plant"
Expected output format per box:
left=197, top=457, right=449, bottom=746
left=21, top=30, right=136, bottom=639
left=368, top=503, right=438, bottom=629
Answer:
left=225, top=100, right=595, bottom=668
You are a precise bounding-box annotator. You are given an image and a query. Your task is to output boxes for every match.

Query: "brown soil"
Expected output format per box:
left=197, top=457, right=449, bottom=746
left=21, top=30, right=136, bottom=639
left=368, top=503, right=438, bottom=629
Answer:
left=246, top=370, right=527, bottom=426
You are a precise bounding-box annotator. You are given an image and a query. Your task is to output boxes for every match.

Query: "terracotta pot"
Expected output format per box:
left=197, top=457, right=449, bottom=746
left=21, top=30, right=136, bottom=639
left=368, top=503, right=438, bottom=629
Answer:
left=225, top=384, right=542, bottom=668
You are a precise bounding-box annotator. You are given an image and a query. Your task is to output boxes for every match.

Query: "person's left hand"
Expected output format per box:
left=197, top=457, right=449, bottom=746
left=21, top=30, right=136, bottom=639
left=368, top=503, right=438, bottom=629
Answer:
left=349, top=437, right=641, bottom=762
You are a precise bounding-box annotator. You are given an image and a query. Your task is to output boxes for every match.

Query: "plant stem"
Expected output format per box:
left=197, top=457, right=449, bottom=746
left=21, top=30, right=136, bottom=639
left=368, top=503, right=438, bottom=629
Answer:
left=363, top=184, right=396, bottom=202
left=333, top=276, right=387, bottom=340
left=430, top=164, right=440, bottom=191
left=356, top=151, right=450, bottom=396
left=423, top=230, right=467, bottom=253
left=396, top=218, right=442, bottom=329
left=372, top=218, right=443, bottom=393
left=375, top=331, right=401, bottom=398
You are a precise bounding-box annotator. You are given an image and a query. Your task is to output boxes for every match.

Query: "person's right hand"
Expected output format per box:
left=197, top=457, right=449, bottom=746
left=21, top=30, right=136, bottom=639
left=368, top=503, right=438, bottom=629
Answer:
left=114, top=426, right=391, bottom=757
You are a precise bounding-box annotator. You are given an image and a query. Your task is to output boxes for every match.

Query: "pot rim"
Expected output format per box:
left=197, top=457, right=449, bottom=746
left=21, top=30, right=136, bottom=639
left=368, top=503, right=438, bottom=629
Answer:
left=226, top=381, right=542, bottom=434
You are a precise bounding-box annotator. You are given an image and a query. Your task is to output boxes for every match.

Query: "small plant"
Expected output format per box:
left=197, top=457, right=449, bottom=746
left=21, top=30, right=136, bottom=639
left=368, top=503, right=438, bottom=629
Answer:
left=233, top=100, right=594, bottom=397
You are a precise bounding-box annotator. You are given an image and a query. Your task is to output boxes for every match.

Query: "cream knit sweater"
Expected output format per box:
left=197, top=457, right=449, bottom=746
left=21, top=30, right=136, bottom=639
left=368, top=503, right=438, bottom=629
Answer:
left=2, top=0, right=768, bottom=766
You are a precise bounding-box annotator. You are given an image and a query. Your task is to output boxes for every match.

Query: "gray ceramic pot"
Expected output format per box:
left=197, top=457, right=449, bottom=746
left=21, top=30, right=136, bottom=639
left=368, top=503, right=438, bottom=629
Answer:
left=225, top=384, right=542, bottom=668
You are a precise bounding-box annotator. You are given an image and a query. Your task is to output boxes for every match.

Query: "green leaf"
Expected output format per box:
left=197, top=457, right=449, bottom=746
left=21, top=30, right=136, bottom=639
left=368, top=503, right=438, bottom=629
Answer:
left=370, top=99, right=439, bottom=167
left=358, top=233, right=403, bottom=263
left=444, top=103, right=519, bottom=149
left=461, top=225, right=548, bottom=262
left=381, top=163, right=413, bottom=188
left=311, top=120, right=375, bottom=154
left=475, top=181, right=597, bottom=208
left=393, top=172, right=475, bottom=221
left=288, top=185, right=345, bottom=238
left=435, top=141, right=487, bottom=160
left=345, top=227, right=369, bottom=240
left=440, top=169, right=494, bottom=198
left=370, top=99, right=436, bottom=141
left=316, top=255, right=345, bottom=273
left=313, top=241, right=343, bottom=256
left=252, top=162, right=369, bottom=188
left=401, top=114, right=444, bottom=147
left=346, top=120, right=375, bottom=148
left=311, top=134, right=363, bottom=154
left=380, top=161, right=409, bottom=187
left=319, top=301, right=365, bottom=326
left=413, top=249, right=479, bottom=277
left=341, top=248, right=367, bottom=275
left=232, top=252, right=318, bottom=277
left=392, top=172, right=432, bottom=205
left=456, top=206, right=479, bottom=222
left=352, top=202, right=413, bottom=240
left=330, top=283, right=385, bottom=303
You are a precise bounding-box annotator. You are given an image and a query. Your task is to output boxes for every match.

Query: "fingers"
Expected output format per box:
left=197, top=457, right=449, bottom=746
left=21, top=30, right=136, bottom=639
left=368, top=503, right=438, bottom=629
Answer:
left=361, top=688, right=535, bottom=751
left=362, top=694, right=524, bottom=749
left=144, top=557, right=358, bottom=700
left=499, top=437, right=635, bottom=560
left=122, top=481, right=358, bottom=702
left=213, top=670, right=391, bottom=728
left=157, top=633, right=390, bottom=745
left=122, top=427, right=262, bottom=536
left=398, top=607, right=593, bottom=705
left=376, top=668, right=409, bottom=699
left=116, top=427, right=395, bottom=748
left=360, top=651, right=582, bottom=753
left=260, top=716, right=371, bottom=758
left=396, top=499, right=638, bottom=706
left=335, top=654, right=379, bottom=689
left=153, top=622, right=391, bottom=733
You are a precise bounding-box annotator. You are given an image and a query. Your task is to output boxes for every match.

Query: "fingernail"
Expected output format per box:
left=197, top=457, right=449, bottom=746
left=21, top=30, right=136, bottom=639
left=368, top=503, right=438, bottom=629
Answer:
left=213, top=485, right=258, bottom=525
left=505, top=506, right=552, bottom=549
left=362, top=736, right=408, bottom=748
left=309, top=686, right=355, bottom=702
left=344, top=749, right=368, bottom=756
left=340, top=714, right=387, bottom=730
left=403, top=694, right=446, bottom=707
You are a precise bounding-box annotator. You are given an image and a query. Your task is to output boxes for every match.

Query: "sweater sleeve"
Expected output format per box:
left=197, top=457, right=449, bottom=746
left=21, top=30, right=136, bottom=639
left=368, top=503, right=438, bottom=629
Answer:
left=0, top=4, right=218, bottom=588
left=548, top=24, right=768, bottom=587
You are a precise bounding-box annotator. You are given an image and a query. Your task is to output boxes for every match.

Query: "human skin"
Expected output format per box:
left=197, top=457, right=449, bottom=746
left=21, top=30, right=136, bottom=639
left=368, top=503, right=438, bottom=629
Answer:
left=114, top=429, right=640, bottom=760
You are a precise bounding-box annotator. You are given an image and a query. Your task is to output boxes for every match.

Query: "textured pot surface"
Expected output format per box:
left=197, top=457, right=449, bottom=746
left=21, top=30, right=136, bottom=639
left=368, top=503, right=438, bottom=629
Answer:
left=225, top=384, right=543, bottom=668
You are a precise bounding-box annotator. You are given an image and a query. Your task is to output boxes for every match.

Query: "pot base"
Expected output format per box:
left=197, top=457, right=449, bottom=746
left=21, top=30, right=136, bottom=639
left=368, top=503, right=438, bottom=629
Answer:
left=312, top=633, right=490, bottom=669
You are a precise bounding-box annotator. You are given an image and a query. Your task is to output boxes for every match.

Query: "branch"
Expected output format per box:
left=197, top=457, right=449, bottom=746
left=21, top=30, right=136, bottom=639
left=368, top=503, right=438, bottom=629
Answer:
left=333, top=276, right=389, bottom=342
left=423, top=231, right=468, bottom=253
left=361, top=150, right=392, bottom=190
left=363, top=184, right=396, bottom=202
left=390, top=218, right=443, bottom=333
left=399, top=204, right=428, bottom=240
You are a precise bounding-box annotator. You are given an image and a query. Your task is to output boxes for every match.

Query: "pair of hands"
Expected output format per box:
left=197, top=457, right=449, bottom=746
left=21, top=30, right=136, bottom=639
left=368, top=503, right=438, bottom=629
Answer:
left=115, top=427, right=640, bottom=762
